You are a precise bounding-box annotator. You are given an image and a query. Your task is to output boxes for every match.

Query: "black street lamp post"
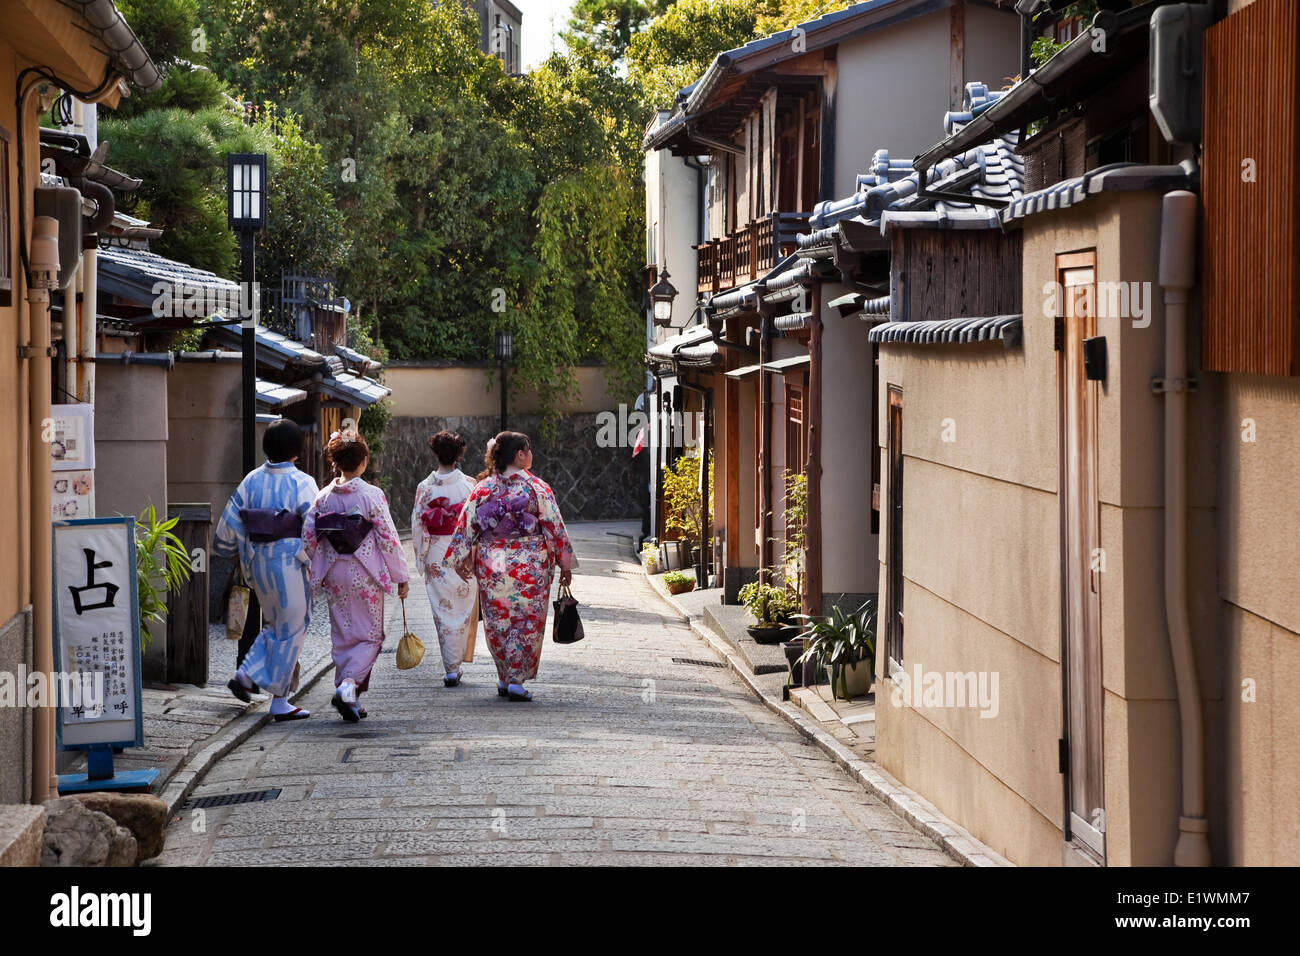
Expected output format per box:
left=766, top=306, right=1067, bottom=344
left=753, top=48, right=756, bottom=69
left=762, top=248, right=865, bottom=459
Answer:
left=495, top=329, right=513, bottom=433
left=228, top=153, right=267, bottom=474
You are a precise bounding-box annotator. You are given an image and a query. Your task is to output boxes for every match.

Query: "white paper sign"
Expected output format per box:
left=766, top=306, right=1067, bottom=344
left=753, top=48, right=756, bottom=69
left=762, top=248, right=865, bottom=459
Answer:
left=50, top=403, right=95, bottom=472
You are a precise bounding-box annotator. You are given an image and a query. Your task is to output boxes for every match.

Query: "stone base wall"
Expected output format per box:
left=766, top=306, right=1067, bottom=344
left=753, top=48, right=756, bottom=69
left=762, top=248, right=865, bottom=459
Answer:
left=380, top=414, right=642, bottom=530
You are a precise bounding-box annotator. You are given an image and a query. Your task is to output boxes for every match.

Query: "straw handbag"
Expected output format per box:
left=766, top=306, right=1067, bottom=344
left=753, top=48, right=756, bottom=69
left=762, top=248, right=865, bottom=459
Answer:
left=225, top=566, right=251, bottom=641
left=395, top=599, right=425, bottom=670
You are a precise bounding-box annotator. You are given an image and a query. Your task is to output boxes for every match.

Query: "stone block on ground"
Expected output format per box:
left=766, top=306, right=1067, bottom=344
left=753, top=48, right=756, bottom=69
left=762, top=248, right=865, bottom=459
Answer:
left=0, top=804, right=46, bottom=867
left=41, top=797, right=137, bottom=867
left=67, top=792, right=168, bottom=861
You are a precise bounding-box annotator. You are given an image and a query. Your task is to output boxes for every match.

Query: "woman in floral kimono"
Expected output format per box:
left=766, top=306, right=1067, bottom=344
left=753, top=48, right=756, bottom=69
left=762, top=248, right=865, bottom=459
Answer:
left=411, top=430, right=479, bottom=687
left=303, top=430, right=409, bottom=721
left=445, top=431, right=574, bottom=702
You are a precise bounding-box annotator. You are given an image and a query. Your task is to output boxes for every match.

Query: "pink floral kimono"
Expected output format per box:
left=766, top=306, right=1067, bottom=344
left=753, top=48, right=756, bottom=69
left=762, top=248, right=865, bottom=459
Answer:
left=444, top=470, right=575, bottom=684
left=411, top=467, right=479, bottom=674
left=303, top=477, right=409, bottom=693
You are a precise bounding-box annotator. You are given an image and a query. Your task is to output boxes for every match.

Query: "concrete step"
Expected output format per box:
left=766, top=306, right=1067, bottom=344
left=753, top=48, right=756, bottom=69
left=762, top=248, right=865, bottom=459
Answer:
left=702, top=604, right=792, bottom=676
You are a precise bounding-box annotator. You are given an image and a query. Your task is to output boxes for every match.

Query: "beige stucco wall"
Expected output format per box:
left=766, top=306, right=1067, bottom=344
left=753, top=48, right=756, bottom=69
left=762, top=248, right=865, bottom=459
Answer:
left=1216, top=374, right=1300, bottom=864
left=875, top=191, right=1229, bottom=866
left=167, top=361, right=247, bottom=520
left=646, top=118, right=701, bottom=334
left=833, top=6, right=1019, bottom=200
left=819, top=285, right=879, bottom=598
left=386, top=364, right=616, bottom=419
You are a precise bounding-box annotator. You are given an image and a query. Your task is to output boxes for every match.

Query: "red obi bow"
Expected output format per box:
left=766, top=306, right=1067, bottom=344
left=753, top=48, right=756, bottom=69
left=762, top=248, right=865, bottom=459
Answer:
left=420, top=496, right=463, bottom=536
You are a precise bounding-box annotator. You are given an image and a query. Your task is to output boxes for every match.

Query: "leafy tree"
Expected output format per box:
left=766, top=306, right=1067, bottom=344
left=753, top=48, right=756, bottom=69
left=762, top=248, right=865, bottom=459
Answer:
left=628, top=0, right=766, bottom=109
left=564, top=0, right=676, bottom=61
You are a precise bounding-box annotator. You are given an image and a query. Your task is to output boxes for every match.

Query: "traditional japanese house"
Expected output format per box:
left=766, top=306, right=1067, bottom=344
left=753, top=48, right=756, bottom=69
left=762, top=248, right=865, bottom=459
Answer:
left=643, top=0, right=1020, bottom=615
left=866, top=0, right=1300, bottom=866
left=0, top=0, right=159, bottom=818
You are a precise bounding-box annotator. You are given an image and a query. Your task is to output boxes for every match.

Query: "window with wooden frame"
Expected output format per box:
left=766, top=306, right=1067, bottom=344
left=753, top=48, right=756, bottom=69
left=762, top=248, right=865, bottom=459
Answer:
left=870, top=344, right=880, bottom=535
left=784, top=380, right=806, bottom=480
left=885, top=385, right=904, bottom=673
left=0, top=125, right=12, bottom=308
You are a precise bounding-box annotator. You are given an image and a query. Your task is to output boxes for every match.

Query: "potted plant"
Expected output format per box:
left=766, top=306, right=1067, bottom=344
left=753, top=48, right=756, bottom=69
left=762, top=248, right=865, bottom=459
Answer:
left=135, top=504, right=193, bottom=652
left=640, top=544, right=660, bottom=574
left=796, top=599, right=877, bottom=701
left=663, top=570, right=696, bottom=595
left=738, top=581, right=800, bottom=645
left=661, top=452, right=713, bottom=571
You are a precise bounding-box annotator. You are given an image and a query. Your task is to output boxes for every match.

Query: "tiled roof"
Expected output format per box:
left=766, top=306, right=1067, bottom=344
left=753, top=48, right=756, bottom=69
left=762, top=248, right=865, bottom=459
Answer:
left=802, top=82, right=1023, bottom=242
left=318, top=371, right=390, bottom=407
left=334, top=344, right=382, bottom=372
left=648, top=323, right=719, bottom=369
left=97, top=244, right=241, bottom=308
left=256, top=379, right=307, bottom=409
left=1000, top=159, right=1198, bottom=224
left=645, top=0, right=914, bottom=152
left=207, top=324, right=326, bottom=370
left=868, top=314, right=1023, bottom=346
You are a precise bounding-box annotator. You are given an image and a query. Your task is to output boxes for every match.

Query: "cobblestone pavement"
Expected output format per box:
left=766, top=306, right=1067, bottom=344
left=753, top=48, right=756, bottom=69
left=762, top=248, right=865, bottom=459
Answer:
left=153, top=522, right=955, bottom=866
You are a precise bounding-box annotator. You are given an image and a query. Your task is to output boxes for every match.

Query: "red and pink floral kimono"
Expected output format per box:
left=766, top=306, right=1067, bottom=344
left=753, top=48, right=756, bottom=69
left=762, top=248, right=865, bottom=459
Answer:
left=303, top=477, right=409, bottom=693
left=444, top=469, right=575, bottom=684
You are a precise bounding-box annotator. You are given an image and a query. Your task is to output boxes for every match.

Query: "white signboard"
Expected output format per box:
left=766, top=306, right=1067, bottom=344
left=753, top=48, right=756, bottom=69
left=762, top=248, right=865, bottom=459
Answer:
left=52, top=517, right=144, bottom=749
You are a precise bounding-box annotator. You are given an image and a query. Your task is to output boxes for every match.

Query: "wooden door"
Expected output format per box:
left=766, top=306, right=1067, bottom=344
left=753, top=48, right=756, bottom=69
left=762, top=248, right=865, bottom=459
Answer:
left=1058, top=251, right=1105, bottom=861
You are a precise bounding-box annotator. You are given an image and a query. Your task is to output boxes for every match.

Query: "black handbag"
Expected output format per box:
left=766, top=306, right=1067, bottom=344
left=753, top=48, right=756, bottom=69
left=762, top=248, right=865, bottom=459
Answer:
left=315, top=511, right=374, bottom=555
left=241, top=508, right=304, bottom=542
left=552, top=585, right=584, bottom=644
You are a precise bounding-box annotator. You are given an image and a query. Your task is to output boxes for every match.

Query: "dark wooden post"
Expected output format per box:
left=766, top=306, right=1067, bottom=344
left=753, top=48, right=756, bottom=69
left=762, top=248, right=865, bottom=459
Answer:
left=757, top=285, right=773, bottom=582
left=166, top=503, right=211, bottom=686
left=804, top=281, right=824, bottom=618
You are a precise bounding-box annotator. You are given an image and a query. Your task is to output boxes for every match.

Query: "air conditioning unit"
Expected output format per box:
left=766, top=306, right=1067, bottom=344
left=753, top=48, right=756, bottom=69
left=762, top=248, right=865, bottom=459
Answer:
left=1149, top=3, right=1215, bottom=145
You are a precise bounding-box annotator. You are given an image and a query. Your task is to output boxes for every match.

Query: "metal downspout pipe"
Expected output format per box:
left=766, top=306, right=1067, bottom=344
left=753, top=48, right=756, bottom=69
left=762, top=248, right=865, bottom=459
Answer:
left=28, top=217, right=60, bottom=804
left=1159, top=189, right=1210, bottom=867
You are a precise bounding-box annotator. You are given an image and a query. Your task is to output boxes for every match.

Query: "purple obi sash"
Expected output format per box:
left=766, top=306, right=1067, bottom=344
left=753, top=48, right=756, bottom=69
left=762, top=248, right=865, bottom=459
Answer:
left=241, top=508, right=304, bottom=542
left=477, top=492, right=539, bottom=540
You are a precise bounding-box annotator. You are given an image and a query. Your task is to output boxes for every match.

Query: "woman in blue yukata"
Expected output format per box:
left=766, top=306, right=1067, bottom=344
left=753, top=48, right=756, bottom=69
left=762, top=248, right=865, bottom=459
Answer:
left=213, top=419, right=320, bottom=721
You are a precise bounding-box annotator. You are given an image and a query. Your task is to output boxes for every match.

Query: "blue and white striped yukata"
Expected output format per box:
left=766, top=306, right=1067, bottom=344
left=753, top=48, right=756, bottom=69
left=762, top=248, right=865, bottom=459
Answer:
left=214, top=460, right=320, bottom=696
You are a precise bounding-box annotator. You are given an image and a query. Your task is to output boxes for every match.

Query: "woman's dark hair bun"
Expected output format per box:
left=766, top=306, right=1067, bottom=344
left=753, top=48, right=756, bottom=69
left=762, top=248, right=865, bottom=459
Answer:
left=326, top=429, right=369, bottom=474
left=429, top=430, right=467, bottom=466
left=490, top=431, right=530, bottom=474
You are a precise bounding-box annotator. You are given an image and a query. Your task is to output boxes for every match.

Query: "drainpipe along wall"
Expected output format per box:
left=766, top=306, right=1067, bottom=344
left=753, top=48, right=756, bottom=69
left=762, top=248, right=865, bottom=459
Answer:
left=27, top=214, right=58, bottom=804
left=1159, top=189, right=1210, bottom=867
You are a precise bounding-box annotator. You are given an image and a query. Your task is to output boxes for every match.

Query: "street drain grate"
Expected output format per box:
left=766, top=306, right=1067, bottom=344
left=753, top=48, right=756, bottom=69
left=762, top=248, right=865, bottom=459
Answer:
left=183, top=788, right=281, bottom=810
left=338, top=731, right=390, bottom=739
left=672, top=657, right=726, bottom=668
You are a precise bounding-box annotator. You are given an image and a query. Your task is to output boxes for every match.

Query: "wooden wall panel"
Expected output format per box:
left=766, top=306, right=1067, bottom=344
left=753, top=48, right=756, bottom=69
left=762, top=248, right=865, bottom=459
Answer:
left=895, top=229, right=1023, bottom=324
left=1202, top=0, right=1300, bottom=375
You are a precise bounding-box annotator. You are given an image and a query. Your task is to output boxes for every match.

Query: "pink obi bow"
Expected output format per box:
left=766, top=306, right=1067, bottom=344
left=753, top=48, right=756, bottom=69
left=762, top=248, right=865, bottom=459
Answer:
left=420, top=496, right=463, bottom=537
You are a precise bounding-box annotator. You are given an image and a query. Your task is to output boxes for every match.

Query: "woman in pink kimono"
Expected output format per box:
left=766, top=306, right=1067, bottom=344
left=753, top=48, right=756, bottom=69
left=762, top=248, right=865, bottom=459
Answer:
left=411, top=430, right=479, bottom=687
left=445, top=431, right=574, bottom=702
left=304, top=430, right=409, bottom=721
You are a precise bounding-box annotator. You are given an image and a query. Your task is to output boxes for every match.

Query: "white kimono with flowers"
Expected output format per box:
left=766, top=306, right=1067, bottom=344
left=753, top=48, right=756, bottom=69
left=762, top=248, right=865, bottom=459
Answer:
left=411, top=468, right=479, bottom=673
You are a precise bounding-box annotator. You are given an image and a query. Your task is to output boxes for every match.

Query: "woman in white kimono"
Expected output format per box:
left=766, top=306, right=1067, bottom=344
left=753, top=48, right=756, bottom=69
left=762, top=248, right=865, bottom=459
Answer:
left=411, top=430, right=479, bottom=686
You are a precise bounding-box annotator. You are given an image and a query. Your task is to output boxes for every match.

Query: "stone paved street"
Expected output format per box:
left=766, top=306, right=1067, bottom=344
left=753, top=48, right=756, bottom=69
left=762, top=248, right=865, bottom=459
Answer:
left=152, top=522, right=955, bottom=866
